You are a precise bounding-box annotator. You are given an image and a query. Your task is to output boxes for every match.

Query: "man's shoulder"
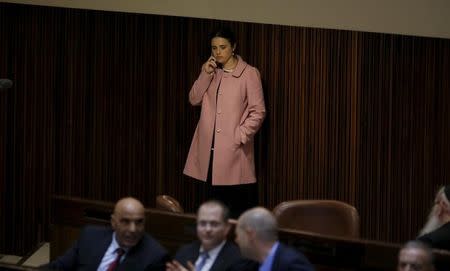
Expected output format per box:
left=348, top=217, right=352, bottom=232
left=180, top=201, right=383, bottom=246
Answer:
left=277, top=243, right=298, bottom=253
left=77, top=225, right=112, bottom=240
left=435, top=221, right=450, bottom=233
left=82, top=225, right=111, bottom=233
left=421, top=222, right=450, bottom=238
left=127, top=233, right=169, bottom=269
left=418, top=222, right=450, bottom=249
left=275, top=243, right=314, bottom=270
left=211, top=241, right=244, bottom=271
left=219, top=241, right=241, bottom=257
left=174, top=241, right=201, bottom=258
left=139, top=233, right=168, bottom=253
left=172, top=241, right=201, bottom=267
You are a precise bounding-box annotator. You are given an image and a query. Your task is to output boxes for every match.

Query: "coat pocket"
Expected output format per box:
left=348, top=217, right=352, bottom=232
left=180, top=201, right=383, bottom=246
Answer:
left=234, top=126, right=242, bottom=146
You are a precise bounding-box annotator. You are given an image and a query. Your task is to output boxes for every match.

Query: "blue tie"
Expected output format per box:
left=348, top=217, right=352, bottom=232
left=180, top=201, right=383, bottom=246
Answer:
left=196, top=251, right=210, bottom=271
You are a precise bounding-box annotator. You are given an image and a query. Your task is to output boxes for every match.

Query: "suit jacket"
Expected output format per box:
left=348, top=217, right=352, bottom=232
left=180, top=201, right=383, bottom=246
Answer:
left=270, top=243, right=314, bottom=271
left=174, top=241, right=242, bottom=271
left=227, top=243, right=314, bottom=271
left=183, top=55, right=266, bottom=185
left=418, top=221, right=450, bottom=251
left=46, top=225, right=169, bottom=271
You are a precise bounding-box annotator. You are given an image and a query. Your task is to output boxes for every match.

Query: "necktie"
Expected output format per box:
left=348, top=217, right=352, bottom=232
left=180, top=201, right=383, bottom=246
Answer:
left=196, top=251, right=210, bottom=271
left=107, top=248, right=125, bottom=271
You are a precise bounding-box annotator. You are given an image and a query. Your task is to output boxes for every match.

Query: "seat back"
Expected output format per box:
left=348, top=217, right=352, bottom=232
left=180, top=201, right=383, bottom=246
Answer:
left=273, top=200, right=360, bottom=238
left=155, top=195, right=184, bottom=213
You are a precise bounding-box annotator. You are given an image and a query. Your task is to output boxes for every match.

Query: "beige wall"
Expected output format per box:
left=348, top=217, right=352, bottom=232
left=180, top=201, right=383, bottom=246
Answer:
left=2, top=0, right=450, bottom=39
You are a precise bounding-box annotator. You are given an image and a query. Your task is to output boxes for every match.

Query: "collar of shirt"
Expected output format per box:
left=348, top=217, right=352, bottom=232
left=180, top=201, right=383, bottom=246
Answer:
left=258, top=242, right=279, bottom=271
left=97, top=232, right=129, bottom=271
left=196, top=240, right=227, bottom=271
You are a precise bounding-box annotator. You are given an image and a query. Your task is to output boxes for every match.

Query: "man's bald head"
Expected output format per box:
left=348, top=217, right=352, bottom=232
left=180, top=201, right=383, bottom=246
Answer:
left=238, top=207, right=278, bottom=243
left=111, top=197, right=146, bottom=248
left=113, top=197, right=145, bottom=216
left=397, top=241, right=435, bottom=271
left=235, top=207, right=278, bottom=262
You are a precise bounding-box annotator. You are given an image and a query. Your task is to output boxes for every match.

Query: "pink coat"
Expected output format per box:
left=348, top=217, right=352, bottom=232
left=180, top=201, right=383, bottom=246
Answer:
left=183, top=56, right=266, bottom=185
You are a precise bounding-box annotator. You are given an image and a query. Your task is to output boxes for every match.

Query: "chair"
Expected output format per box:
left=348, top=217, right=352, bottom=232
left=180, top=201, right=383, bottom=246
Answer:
left=155, top=195, right=184, bottom=213
left=272, top=200, right=360, bottom=238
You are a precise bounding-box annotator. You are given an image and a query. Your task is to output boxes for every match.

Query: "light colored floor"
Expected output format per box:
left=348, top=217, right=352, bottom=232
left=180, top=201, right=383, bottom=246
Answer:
left=22, top=243, right=50, bottom=267
left=0, top=242, right=49, bottom=268
left=0, top=254, right=22, bottom=264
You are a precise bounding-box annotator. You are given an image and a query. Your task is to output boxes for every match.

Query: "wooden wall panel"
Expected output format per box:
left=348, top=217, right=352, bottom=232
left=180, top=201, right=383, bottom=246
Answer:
left=0, top=3, right=449, bottom=254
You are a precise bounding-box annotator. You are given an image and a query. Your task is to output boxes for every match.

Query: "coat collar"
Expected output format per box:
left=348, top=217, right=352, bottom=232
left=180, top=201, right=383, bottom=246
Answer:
left=229, top=55, right=247, bottom=78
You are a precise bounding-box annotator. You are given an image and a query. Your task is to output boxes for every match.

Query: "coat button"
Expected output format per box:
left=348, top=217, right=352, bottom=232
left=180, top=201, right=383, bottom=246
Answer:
left=216, top=129, right=221, bottom=133
left=217, top=110, right=221, bottom=114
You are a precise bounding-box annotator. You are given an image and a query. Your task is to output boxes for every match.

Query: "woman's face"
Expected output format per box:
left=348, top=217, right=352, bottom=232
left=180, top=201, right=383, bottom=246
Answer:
left=211, top=37, right=235, bottom=65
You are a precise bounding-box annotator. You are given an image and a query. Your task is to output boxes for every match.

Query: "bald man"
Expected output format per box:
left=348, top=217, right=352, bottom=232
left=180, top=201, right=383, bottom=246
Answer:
left=46, top=197, right=169, bottom=271
left=397, top=241, right=435, bottom=271
left=235, top=207, right=314, bottom=271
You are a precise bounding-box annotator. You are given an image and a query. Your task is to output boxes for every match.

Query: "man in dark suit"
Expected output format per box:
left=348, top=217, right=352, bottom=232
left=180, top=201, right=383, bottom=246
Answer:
left=235, top=207, right=314, bottom=271
left=418, top=185, right=450, bottom=251
left=46, top=197, right=169, bottom=271
left=166, top=200, right=242, bottom=271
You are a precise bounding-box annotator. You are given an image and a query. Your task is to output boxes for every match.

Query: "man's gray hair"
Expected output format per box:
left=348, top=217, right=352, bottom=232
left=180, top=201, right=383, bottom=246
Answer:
left=401, top=240, right=435, bottom=266
left=239, top=207, right=278, bottom=242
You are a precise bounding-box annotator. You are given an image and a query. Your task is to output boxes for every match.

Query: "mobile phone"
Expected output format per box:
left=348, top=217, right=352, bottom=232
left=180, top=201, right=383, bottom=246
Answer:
left=211, top=56, right=222, bottom=69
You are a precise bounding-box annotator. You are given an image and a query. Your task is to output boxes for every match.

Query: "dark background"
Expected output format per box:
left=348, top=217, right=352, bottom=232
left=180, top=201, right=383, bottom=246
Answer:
left=1, top=3, right=449, bottom=255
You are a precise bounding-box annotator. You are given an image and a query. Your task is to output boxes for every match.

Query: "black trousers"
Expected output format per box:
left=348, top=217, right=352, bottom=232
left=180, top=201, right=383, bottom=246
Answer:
left=206, top=150, right=258, bottom=218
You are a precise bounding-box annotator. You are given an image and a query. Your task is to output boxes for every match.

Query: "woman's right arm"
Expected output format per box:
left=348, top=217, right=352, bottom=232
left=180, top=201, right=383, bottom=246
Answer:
left=188, top=70, right=214, bottom=106
left=188, top=57, right=217, bottom=106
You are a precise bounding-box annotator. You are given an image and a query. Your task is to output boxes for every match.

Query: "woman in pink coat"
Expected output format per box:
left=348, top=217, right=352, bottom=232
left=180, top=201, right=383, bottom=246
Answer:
left=184, top=27, right=266, bottom=217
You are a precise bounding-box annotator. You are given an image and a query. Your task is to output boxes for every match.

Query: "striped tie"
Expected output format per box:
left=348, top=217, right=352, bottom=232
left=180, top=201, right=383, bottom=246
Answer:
left=196, top=251, right=210, bottom=271
left=106, top=248, right=125, bottom=271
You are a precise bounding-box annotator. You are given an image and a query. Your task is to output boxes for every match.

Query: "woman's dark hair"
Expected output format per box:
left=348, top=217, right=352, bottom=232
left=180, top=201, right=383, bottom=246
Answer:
left=210, top=27, right=236, bottom=46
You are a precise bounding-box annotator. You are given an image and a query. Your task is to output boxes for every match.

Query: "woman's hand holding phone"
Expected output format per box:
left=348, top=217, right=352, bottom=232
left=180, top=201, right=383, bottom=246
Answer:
left=202, top=56, right=217, bottom=74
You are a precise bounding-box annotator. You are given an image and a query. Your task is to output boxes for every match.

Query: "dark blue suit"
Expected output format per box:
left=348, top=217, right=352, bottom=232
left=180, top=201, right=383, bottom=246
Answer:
left=46, top=226, right=169, bottom=271
left=174, top=241, right=242, bottom=271
left=231, top=243, right=314, bottom=271
left=418, top=221, right=450, bottom=251
left=271, top=243, right=314, bottom=271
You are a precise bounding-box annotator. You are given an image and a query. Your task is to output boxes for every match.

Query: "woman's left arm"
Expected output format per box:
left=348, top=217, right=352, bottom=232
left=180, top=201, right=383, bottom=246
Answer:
left=238, top=67, right=266, bottom=145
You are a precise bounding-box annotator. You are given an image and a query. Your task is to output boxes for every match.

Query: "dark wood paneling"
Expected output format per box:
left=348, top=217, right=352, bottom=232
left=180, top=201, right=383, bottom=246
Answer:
left=0, top=3, right=449, bottom=254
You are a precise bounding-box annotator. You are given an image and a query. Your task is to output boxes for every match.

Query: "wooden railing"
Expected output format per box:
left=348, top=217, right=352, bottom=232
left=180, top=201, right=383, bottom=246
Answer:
left=50, top=196, right=450, bottom=271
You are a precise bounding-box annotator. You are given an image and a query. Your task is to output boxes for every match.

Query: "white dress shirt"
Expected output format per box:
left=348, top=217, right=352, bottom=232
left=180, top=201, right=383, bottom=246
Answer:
left=195, top=241, right=226, bottom=271
left=97, top=233, right=127, bottom=271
